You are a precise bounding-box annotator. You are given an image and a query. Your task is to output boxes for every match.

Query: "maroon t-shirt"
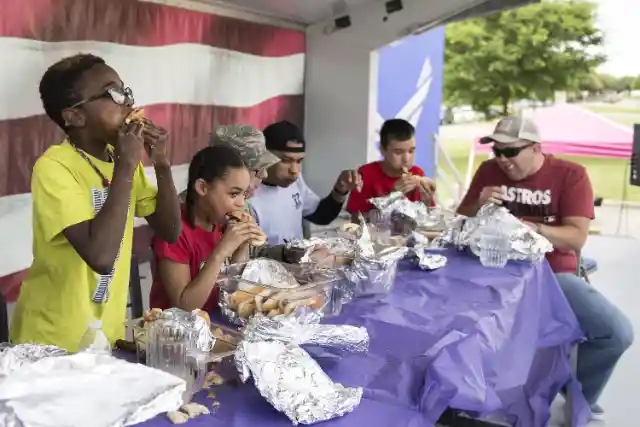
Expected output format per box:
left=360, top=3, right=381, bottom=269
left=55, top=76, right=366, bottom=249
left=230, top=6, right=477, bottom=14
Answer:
left=460, top=155, right=594, bottom=273
left=150, top=207, right=223, bottom=312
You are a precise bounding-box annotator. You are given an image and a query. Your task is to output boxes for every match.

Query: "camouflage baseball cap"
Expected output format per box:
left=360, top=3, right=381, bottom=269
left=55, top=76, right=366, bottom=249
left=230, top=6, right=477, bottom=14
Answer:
left=210, top=124, right=281, bottom=170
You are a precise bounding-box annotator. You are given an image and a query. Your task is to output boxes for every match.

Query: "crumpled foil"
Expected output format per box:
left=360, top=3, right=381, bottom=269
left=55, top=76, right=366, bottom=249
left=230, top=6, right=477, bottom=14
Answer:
left=0, top=344, right=68, bottom=377
left=242, top=309, right=369, bottom=354
left=409, top=249, right=448, bottom=270
left=438, top=203, right=553, bottom=263
left=235, top=341, right=363, bottom=425
left=340, top=220, right=409, bottom=297
left=241, top=258, right=300, bottom=288
left=404, top=232, right=448, bottom=270
left=286, top=237, right=356, bottom=264
left=155, top=308, right=214, bottom=352
left=369, top=191, right=444, bottom=231
left=406, top=230, right=430, bottom=247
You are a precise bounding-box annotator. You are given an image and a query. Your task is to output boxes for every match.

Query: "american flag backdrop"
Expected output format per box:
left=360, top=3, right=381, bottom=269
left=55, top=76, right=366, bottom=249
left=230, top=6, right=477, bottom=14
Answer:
left=0, top=0, right=306, bottom=300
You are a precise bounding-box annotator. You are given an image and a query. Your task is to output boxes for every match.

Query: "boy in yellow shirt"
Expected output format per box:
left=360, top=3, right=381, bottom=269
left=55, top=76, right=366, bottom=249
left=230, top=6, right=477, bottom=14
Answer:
left=10, top=54, right=182, bottom=351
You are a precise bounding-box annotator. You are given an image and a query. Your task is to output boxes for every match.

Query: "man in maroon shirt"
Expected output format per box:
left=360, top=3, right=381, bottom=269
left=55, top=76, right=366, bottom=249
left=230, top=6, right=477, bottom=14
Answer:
left=458, top=115, right=633, bottom=421
left=346, top=119, right=436, bottom=222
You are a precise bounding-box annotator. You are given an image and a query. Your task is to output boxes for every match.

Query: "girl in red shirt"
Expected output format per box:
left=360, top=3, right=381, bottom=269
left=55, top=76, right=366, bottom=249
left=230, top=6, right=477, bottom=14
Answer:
left=150, top=145, right=264, bottom=312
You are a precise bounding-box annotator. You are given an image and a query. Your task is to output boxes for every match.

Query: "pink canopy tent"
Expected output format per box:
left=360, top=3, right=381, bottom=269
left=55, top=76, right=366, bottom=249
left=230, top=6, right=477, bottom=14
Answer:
left=475, top=104, right=634, bottom=158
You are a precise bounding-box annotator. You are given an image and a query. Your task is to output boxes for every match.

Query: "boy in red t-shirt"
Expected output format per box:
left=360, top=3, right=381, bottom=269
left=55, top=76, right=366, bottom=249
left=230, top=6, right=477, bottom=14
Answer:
left=346, top=119, right=436, bottom=222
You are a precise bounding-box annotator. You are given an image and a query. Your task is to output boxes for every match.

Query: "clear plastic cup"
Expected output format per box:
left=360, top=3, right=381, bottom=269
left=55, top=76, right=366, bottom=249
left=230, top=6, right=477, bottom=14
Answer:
left=372, top=224, right=391, bottom=245
left=478, top=234, right=510, bottom=268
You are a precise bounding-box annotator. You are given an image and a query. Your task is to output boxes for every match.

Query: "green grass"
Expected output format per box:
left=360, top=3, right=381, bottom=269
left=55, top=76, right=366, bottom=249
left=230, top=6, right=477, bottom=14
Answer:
left=598, top=113, right=639, bottom=128
left=584, top=105, right=640, bottom=115
left=436, top=139, right=640, bottom=203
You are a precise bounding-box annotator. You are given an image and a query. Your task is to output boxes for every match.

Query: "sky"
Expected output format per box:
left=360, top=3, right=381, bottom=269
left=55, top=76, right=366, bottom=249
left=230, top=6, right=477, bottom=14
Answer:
left=595, top=0, right=640, bottom=77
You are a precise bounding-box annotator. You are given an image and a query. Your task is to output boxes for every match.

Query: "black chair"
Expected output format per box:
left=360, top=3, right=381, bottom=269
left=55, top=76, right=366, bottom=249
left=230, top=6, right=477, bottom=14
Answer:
left=0, top=292, right=8, bottom=343
left=128, top=255, right=145, bottom=319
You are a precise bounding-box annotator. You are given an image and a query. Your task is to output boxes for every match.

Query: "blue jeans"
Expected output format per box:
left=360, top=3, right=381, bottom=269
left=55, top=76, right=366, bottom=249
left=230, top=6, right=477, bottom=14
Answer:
left=555, top=273, right=634, bottom=406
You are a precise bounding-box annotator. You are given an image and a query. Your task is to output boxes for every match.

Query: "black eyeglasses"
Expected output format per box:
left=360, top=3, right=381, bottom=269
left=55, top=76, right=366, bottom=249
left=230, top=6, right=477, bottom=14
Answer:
left=69, top=87, right=134, bottom=108
left=492, top=143, right=535, bottom=158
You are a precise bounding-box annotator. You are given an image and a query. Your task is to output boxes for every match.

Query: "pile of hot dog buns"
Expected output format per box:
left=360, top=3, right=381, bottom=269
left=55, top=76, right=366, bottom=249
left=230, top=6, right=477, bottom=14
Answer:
left=226, top=285, right=325, bottom=319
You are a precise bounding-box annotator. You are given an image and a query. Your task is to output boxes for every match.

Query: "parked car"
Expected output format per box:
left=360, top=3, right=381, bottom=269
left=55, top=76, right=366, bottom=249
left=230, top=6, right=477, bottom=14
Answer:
left=440, top=107, right=454, bottom=125
left=441, top=105, right=484, bottom=124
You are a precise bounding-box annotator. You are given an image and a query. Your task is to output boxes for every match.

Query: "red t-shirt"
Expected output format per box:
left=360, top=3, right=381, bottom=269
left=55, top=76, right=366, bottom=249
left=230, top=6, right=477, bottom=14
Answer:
left=150, top=207, right=223, bottom=313
left=346, top=161, right=429, bottom=214
left=460, top=155, right=594, bottom=273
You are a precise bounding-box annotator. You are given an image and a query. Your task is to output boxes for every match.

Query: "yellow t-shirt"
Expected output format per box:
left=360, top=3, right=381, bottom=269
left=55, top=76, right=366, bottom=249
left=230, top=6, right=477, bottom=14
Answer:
left=10, top=140, right=157, bottom=352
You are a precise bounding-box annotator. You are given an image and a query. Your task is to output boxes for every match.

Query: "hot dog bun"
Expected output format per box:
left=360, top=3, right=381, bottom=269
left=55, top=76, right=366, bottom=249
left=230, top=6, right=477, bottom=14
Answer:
left=229, top=286, right=264, bottom=308
left=193, top=309, right=211, bottom=329
left=341, top=223, right=360, bottom=234
left=227, top=210, right=266, bottom=246
left=227, top=210, right=252, bottom=224
left=124, top=108, right=145, bottom=125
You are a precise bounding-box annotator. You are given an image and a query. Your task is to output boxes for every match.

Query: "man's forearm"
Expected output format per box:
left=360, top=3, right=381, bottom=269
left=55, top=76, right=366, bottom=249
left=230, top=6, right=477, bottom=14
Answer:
left=304, top=194, right=344, bottom=225
left=539, top=223, right=587, bottom=252
left=456, top=203, right=481, bottom=217
left=148, top=164, right=181, bottom=242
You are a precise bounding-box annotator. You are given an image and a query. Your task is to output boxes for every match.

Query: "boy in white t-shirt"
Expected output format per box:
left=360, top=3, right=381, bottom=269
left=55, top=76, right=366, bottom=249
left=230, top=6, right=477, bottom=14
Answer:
left=250, top=121, right=361, bottom=251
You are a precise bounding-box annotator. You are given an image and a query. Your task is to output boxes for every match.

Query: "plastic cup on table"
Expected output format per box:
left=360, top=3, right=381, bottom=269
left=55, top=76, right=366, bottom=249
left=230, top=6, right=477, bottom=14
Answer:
left=368, top=210, right=391, bottom=245
left=478, top=233, right=510, bottom=268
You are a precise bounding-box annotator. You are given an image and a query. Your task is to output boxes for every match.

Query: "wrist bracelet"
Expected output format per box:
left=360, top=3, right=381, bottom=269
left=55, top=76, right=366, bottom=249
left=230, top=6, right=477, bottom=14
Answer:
left=333, top=186, right=348, bottom=196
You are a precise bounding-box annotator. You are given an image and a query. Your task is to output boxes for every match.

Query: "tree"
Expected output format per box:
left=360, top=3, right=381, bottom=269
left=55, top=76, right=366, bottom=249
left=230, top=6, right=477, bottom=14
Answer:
left=578, top=73, right=603, bottom=93
left=443, top=1, right=605, bottom=116
left=614, top=76, right=635, bottom=93
left=598, top=75, right=638, bottom=93
left=598, top=74, right=618, bottom=92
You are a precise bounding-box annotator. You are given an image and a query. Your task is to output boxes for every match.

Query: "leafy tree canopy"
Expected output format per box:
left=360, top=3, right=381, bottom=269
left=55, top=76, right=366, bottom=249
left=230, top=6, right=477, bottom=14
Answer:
left=443, top=1, right=605, bottom=115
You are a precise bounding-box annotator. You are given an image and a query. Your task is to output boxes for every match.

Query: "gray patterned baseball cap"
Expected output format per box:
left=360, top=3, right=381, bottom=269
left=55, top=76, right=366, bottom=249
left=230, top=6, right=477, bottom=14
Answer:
left=210, top=124, right=281, bottom=170
left=480, top=115, right=542, bottom=145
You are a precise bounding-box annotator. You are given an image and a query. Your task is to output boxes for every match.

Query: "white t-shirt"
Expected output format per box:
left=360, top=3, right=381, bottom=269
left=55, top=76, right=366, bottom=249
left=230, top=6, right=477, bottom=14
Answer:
left=250, top=176, right=320, bottom=245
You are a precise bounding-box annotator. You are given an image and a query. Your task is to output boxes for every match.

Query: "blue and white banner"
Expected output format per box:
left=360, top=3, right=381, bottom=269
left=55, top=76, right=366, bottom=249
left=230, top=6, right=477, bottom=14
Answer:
left=371, top=26, right=445, bottom=177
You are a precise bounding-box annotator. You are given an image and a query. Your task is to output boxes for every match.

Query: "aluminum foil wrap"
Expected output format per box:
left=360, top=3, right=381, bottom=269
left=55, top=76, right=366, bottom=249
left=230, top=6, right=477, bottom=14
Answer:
left=156, top=308, right=214, bottom=352
left=340, top=222, right=409, bottom=297
left=405, top=232, right=448, bottom=270
left=235, top=341, right=363, bottom=425
left=241, top=258, right=299, bottom=288
left=242, top=309, right=369, bottom=353
left=286, top=237, right=356, bottom=264
left=409, top=249, right=448, bottom=270
left=369, top=191, right=444, bottom=232
left=0, top=344, right=68, bottom=377
left=438, top=203, right=553, bottom=262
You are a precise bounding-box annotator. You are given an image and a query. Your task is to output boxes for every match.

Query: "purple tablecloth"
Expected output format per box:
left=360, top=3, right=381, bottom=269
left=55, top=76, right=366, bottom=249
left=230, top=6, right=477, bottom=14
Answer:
left=137, top=249, right=590, bottom=427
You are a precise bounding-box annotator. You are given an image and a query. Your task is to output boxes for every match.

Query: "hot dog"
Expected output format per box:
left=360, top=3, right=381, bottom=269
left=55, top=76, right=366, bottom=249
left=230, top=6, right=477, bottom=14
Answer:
left=124, top=108, right=145, bottom=125
left=226, top=210, right=267, bottom=246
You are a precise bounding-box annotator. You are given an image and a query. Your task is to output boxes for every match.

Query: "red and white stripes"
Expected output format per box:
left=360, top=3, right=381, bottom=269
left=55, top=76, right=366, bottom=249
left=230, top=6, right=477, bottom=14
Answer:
left=0, top=0, right=306, bottom=299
